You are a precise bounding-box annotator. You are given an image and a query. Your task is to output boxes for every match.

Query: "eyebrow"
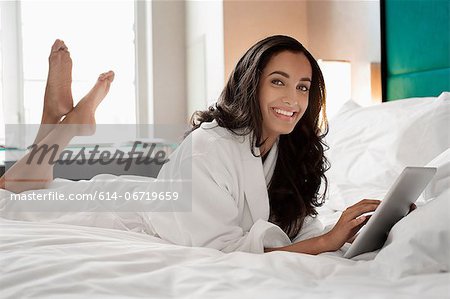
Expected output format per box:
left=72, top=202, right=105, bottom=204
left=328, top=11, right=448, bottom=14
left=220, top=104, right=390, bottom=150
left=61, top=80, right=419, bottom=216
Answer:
left=268, top=71, right=311, bottom=82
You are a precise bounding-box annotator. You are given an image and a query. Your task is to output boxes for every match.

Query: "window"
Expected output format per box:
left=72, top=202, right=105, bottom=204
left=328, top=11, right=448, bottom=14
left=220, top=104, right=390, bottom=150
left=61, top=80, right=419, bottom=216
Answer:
left=2, top=0, right=157, bottom=145
left=19, top=1, right=138, bottom=124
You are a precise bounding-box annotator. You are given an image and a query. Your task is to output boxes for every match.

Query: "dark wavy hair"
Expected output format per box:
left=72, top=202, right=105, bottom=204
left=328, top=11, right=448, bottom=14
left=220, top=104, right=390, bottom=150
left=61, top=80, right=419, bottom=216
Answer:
left=186, top=35, right=330, bottom=240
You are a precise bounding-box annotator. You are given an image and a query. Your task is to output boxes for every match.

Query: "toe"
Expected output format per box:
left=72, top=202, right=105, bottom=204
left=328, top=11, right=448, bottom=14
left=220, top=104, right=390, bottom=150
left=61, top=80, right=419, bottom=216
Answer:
left=58, top=43, right=68, bottom=53
left=51, top=39, right=70, bottom=55
left=51, top=39, right=64, bottom=52
left=105, top=70, right=115, bottom=81
left=99, top=71, right=114, bottom=82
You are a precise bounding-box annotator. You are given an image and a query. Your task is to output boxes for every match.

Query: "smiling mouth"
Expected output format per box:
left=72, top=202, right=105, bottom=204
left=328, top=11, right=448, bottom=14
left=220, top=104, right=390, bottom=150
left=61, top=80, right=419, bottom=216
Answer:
left=271, top=107, right=298, bottom=120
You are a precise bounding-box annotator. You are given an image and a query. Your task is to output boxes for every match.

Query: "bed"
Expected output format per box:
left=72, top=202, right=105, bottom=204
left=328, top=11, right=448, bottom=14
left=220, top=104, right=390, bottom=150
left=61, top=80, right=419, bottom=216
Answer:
left=2, top=0, right=450, bottom=297
left=1, top=91, right=449, bottom=298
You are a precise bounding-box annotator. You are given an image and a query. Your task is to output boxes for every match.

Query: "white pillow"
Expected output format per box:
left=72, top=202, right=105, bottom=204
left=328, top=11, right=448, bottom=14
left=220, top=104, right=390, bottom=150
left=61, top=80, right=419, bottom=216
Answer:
left=330, top=99, right=361, bottom=116
left=373, top=190, right=450, bottom=278
left=418, top=148, right=450, bottom=204
left=324, top=92, right=450, bottom=210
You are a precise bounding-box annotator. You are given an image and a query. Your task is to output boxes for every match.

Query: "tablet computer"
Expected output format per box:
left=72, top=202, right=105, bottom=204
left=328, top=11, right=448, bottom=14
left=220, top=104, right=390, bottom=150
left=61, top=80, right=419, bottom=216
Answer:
left=343, top=166, right=437, bottom=259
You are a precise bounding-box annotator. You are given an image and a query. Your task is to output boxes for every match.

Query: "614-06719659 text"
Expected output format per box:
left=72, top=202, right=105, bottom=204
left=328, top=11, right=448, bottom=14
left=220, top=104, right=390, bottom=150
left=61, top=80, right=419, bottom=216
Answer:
left=9, top=191, right=180, bottom=201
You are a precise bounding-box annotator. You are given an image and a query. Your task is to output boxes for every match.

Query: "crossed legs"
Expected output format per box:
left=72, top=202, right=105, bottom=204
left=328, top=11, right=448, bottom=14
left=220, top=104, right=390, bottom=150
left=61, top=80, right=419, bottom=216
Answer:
left=0, top=39, right=114, bottom=193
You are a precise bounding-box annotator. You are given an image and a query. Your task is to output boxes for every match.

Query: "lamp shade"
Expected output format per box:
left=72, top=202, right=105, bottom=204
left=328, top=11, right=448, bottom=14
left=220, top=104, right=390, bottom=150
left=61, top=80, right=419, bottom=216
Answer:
left=317, top=60, right=351, bottom=119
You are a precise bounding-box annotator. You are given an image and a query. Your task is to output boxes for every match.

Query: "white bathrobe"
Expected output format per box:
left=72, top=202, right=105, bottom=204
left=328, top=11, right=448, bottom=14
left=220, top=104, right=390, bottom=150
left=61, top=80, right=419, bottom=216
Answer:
left=142, top=120, right=325, bottom=253
left=0, top=120, right=324, bottom=254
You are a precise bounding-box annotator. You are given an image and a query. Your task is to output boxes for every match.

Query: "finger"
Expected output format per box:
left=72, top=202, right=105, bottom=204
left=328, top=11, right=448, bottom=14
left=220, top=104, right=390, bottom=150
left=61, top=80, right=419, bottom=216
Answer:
left=358, top=199, right=382, bottom=205
left=357, top=214, right=371, bottom=223
left=349, top=199, right=382, bottom=209
left=346, top=203, right=380, bottom=220
left=345, top=200, right=380, bottom=216
left=350, top=215, right=372, bottom=233
left=350, top=215, right=368, bottom=228
left=359, top=215, right=371, bottom=227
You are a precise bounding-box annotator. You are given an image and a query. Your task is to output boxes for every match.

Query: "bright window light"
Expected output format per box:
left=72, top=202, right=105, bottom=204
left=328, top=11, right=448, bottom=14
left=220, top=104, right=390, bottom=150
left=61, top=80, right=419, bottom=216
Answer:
left=20, top=1, right=136, bottom=124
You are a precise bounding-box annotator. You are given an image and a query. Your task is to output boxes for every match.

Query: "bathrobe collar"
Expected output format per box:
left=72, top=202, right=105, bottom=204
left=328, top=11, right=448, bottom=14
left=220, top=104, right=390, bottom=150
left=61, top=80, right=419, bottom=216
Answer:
left=242, top=134, right=279, bottom=223
left=262, top=139, right=278, bottom=187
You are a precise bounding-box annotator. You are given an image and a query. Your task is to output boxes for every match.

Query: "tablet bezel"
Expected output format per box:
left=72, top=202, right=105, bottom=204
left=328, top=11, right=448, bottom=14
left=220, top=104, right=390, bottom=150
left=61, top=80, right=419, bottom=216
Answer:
left=343, top=166, right=437, bottom=259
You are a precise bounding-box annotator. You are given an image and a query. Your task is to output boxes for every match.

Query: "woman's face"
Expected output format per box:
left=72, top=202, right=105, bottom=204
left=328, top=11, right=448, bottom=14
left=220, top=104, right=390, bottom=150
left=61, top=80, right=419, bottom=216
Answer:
left=258, top=50, right=312, bottom=142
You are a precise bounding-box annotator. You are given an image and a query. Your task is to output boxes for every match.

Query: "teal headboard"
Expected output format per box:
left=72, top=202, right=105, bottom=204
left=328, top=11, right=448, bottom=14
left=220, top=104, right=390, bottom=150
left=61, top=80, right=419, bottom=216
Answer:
left=381, top=0, right=450, bottom=101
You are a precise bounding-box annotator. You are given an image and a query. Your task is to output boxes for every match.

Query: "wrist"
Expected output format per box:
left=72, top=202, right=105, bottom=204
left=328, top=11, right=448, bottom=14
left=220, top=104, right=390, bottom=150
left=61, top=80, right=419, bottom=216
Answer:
left=320, top=231, right=339, bottom=252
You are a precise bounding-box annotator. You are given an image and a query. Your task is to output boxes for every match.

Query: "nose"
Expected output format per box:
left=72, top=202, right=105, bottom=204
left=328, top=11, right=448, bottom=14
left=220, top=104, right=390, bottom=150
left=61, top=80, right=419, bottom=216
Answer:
left=283, top=99, right=294, bottom=106
left=282, top=88, right=299, bottom=106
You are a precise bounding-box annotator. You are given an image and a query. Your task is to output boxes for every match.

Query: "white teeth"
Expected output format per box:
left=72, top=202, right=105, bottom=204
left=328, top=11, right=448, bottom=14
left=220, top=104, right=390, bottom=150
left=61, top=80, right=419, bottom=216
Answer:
left=273, top=108, right=294, bottom=117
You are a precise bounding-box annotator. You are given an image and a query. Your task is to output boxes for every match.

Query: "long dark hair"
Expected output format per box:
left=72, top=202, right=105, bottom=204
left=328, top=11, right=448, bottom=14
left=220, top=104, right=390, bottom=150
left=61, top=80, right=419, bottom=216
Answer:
left=187, top=35, right=329, bottom=240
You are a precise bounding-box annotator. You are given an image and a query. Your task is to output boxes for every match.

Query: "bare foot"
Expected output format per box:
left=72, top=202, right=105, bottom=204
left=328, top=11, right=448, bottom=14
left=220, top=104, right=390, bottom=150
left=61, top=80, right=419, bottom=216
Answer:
left=43, top=39, right=74, bottom=121
left=76, top=70, right=115, bottom=112
left=62, top=71, right=115, bottom=135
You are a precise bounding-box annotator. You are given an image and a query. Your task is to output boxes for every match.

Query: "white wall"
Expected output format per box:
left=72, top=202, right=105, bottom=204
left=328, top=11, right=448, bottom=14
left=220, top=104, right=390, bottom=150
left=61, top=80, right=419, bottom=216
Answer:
left=151, top=0, right=187, bottom=125
left=223, top=0, right=309, bottom=79
left=307, top=0, right=381, bottom=106
left=150, top=0, right=381, bottom=125
left=185, top=0, right=224, bottom=121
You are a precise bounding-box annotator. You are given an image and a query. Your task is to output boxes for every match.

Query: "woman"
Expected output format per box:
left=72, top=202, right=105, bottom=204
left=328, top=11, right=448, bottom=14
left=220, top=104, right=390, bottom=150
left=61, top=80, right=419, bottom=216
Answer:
left=142, top=35, right=383, bottom=254
left=0, top=36, right=386, bottom=254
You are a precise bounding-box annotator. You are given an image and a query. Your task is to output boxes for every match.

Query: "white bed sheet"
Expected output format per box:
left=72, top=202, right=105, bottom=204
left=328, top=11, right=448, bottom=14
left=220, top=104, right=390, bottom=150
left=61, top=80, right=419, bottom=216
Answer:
left=1, top=216, right=449, bottom=299
left=1, top=174, right=449, bottom=298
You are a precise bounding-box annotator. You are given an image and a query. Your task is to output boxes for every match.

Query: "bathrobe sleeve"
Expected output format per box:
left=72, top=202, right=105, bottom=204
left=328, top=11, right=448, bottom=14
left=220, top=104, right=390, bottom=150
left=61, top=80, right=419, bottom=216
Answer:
left=146, top=149, right=292, bottom=254
left=291, top=216, right=325, bottom=243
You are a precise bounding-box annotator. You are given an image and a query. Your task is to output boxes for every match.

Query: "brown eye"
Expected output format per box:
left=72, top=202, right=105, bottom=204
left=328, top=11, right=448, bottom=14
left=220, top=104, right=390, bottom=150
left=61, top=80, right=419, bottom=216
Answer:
left=271, top=79, right=284, bottom=86
left=297, top=85, right=309, bottom=92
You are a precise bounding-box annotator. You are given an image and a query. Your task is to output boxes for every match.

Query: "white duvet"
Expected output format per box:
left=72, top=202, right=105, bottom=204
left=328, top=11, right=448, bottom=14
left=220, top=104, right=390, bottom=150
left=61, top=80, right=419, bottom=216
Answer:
left=1, top=94, right=449, bottom=298
left=1, top=203, right=448, bottom=299
left=1, top=154, right=449, bottom=298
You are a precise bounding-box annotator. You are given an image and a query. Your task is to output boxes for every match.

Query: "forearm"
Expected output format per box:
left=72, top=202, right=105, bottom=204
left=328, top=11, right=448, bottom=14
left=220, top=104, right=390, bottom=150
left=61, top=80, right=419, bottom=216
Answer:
left=264, top=233, right=337, bottom=255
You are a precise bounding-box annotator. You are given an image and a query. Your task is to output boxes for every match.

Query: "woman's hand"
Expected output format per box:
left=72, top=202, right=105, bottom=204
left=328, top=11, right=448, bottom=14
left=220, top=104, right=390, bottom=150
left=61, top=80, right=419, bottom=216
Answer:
left=323, top=199, right=381, bottom=251
left=327, top=202, right=417, bottom=248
